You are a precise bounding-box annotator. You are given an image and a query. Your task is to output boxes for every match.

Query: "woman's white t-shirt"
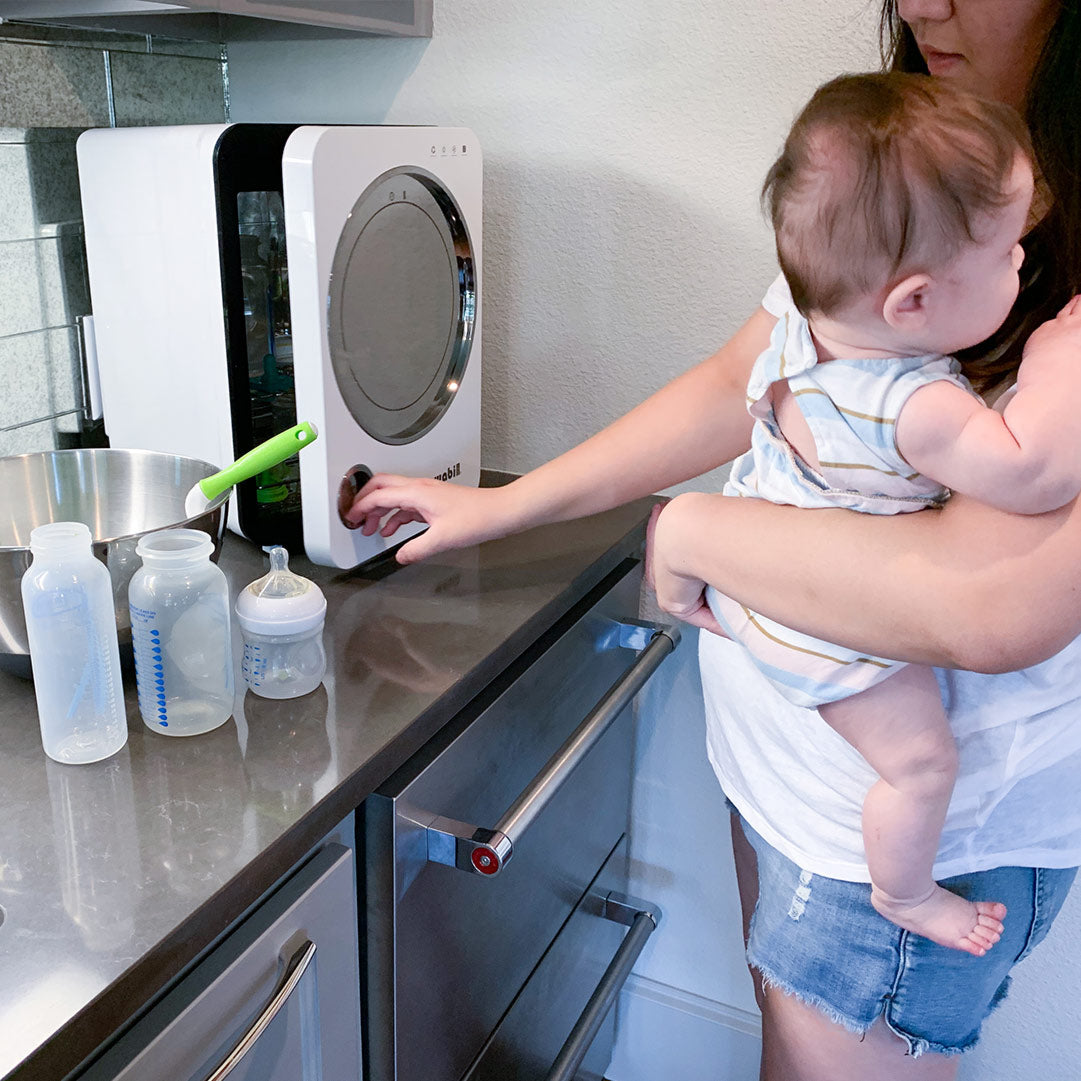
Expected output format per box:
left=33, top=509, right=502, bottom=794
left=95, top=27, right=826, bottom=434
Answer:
left=702, top=277, right=1081, bottom=882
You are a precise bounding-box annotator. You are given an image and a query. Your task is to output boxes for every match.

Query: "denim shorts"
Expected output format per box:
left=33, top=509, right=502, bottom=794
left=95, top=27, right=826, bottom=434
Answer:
left=737, top=814, right=1077, bottom=1057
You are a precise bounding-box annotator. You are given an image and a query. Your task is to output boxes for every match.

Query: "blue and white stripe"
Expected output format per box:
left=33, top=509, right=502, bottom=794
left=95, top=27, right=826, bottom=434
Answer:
left=714, top=294, right=974, bottom=706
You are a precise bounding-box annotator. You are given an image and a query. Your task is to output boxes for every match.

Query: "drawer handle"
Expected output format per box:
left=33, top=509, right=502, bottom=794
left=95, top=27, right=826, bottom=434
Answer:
left=424, top=623, right=679, bottom=876
left=200, top=940, right=317, bottom=1081
left=544, top=892, right=661, bottom=1081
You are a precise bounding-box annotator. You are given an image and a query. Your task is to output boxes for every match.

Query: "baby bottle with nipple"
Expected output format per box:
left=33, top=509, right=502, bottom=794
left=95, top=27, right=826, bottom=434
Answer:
left=235, top=546, right=326, bottom=700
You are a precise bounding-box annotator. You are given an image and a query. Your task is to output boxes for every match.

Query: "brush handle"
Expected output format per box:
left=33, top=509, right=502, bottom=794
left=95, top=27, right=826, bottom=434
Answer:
left=198, top=422, right=319, bottom=502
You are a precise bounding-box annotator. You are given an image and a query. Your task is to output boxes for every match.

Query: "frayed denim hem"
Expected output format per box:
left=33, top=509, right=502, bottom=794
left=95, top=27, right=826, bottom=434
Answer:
left=748, top=952, right=874, bottom=1039
left=748, top=951, right=1000, bottom=1060
left=881, top=1016, right=973, bottom=1060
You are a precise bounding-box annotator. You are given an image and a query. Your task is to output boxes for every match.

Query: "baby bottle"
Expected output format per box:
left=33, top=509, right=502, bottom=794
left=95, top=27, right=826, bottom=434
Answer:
left=128, top=529, right=233, bottom=736
left=235, top=546, right=326, bottom=700
left=21, top=522, right=127, bottom=764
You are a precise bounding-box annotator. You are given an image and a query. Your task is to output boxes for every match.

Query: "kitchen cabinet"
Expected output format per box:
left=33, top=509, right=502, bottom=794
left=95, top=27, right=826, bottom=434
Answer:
left=76, top=841, right=362, bottom=1081
left=0, top=0, right=432, bottom=39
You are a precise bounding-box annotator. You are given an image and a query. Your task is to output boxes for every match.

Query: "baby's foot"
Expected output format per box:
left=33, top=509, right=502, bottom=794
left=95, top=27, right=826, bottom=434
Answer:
left=871, top=885, right=1007, bottom=956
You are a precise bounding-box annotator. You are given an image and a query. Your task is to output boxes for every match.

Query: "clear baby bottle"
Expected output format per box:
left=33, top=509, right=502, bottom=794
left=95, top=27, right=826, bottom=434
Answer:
left=128, top=529, right=233, bottom=736
left=235, top=546, right=326, bottom=700
left=20, top=522, right=127, bottom=764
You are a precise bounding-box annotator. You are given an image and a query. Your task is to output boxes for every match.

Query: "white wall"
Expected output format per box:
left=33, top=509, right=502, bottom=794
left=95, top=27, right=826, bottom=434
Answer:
left=226, top=4, right=1081, bottom=1078
left=227, top=0, right=877, bottom=492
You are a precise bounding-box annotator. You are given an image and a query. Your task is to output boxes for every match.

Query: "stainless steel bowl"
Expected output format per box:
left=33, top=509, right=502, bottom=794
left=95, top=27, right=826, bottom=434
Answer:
left=0, top=449, right=231, bottom=677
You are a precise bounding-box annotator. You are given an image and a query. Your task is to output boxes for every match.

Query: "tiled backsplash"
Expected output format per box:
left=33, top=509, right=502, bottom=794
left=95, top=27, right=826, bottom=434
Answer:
left=0, top=20, right=227, bottom=457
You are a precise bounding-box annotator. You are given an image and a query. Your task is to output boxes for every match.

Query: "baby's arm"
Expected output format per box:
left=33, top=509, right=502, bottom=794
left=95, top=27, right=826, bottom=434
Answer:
left=896, top=299, right=1081, bottom=515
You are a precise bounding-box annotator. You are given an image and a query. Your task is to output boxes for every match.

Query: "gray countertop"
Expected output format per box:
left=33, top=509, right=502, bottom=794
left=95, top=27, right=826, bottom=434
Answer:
left=0, top=494, right=654, bottom=1081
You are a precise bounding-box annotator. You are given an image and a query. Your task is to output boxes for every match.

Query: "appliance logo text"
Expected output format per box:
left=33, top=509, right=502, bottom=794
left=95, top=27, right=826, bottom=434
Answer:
left=434, top=462, right=462, bottom=482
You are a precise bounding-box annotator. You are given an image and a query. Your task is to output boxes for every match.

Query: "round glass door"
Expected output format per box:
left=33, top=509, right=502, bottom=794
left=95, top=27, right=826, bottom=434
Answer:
left=326, top=167, right=476, bottom=445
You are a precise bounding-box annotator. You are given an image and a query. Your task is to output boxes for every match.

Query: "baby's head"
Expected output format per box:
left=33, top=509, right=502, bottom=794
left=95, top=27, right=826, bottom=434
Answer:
left=765, top=72, right=1034, bottom=355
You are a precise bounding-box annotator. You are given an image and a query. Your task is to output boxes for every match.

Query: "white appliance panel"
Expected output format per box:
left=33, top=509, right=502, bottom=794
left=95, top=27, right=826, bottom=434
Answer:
left=77, top=125, right=236, bottom=479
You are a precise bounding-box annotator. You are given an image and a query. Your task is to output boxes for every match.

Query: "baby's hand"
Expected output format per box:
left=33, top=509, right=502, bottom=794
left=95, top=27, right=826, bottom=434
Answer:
left=1021, top=295, right=1081, bottom=368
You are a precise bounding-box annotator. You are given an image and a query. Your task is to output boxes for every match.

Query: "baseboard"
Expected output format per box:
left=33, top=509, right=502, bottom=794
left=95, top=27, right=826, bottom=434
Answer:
left=605, top=974, right=762, bottom=1081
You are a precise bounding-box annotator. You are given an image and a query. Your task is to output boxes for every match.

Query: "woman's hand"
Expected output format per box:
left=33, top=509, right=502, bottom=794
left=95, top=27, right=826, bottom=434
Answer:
left=646, top=500, right=727, bottom=636
left=346, top=474, right=521, bottom=564
left=659, top=485, right=1081, bottom=673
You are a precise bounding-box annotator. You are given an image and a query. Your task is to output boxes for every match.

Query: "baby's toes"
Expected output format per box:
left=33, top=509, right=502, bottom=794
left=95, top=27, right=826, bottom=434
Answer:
left=976, top=914, right=1005, bottom=938
left=969, top=925, right=1001, bottom=951
left=957, top=936, right=988, bottom=958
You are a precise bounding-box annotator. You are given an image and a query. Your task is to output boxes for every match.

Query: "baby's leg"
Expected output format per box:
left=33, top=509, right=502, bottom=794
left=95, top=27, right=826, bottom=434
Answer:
left=819, top=665, right=1006, bottom=956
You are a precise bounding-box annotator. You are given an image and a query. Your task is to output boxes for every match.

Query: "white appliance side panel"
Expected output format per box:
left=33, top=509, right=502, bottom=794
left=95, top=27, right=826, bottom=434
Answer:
left=283, top=125, right=483, bottom=568
left=77, top=125, right=237, bottom=473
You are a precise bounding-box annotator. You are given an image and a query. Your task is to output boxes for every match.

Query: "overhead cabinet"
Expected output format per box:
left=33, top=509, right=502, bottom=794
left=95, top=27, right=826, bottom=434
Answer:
left=0, top=0, right=432, bottom=38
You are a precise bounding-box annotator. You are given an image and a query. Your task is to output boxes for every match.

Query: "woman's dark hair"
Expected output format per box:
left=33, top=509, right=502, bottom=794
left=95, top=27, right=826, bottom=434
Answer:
left=879, top=1, right=1081, bottom=394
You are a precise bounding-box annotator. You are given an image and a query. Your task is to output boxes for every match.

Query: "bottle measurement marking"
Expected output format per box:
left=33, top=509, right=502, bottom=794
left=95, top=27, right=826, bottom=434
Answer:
left=132, top=610, right=170, bottom=726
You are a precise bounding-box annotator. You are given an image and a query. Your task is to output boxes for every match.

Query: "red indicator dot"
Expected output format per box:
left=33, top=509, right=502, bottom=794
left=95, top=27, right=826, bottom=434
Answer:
left=471, top=848, right=499, bottom=875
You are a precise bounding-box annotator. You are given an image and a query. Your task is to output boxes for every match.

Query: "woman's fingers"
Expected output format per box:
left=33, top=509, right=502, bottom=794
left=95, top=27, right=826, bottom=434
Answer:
left=347, top=475, right=431, bottom=529
left=683, top=604, right=729, bottom=638
left=343, top=474, right=513, bottom=564
left=395, top=529, right=442, bottom=565
left=381, top=508, right=425, bottom=536
left=662, top=595, right=728, bottom=637
left=647, top=498, right=725, bottom=633
left=643, top=502, right=665, bottom=591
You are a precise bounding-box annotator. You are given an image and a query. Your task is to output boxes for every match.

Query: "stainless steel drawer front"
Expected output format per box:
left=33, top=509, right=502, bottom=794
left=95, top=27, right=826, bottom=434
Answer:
left=79, top=844, right=361, bottom=1081
left=200, top=940, right=318, bottom=1081
left=364, top=567, right=678, bottom=1081
left=463, top=840, right=661, bottom=1081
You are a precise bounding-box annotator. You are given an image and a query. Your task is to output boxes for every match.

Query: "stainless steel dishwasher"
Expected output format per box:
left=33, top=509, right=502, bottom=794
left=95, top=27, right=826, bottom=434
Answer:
left=362, top=558, right=677, bottom=1081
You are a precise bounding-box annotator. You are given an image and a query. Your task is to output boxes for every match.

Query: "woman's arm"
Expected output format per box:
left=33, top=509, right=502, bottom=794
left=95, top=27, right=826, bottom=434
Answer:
left=651, top=488, right=1081, bottom=673
left=347, top=306, right=773, bottom=563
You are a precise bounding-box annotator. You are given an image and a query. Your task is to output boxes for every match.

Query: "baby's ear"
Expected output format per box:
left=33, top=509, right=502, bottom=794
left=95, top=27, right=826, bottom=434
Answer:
left=882, top=273, right=933, bottom=331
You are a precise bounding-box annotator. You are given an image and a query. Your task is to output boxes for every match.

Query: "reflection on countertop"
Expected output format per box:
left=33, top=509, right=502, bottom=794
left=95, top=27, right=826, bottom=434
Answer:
left=0, top=494, right=652, bottom=1081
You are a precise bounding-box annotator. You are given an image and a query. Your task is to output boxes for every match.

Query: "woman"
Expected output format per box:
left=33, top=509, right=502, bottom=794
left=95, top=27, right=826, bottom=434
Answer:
left=349, top=2, right=1081, bottom=1077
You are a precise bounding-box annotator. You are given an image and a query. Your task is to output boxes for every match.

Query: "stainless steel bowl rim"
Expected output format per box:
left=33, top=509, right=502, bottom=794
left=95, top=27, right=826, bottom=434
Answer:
left=0, top=449, right=231, bottom=551
left=0, top=490, right=231, bottom=551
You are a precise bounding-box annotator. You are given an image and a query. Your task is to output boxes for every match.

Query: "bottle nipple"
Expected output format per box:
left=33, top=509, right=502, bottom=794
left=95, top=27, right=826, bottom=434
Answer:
left=248, top=546, right=312, bottom=601
left=235, top=546, right=327, bottom=645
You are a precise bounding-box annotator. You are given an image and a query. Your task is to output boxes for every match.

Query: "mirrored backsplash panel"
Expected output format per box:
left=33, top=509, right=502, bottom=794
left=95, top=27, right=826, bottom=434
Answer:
left=0, top=20, right=227, bottom=457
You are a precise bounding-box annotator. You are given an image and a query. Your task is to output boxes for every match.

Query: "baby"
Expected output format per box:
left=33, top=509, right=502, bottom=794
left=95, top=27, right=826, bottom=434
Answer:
left=707, top=72, right=1081, bottom=955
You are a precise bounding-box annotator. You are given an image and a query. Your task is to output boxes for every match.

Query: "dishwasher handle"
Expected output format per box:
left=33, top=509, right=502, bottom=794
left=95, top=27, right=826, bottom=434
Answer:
left=424, top=622, right=679, bottom=876
left=544, top=892, right=661, bottom=1081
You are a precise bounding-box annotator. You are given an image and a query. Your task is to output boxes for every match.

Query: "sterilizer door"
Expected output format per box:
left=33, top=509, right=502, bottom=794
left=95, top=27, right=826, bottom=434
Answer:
left=326, top=166, right=476, bottom=446
left=215, top=123, right=304, bottom=551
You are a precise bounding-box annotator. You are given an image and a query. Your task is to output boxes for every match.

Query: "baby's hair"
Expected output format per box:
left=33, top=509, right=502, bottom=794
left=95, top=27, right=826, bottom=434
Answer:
left=764, top=72, right=1032, bottom=317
